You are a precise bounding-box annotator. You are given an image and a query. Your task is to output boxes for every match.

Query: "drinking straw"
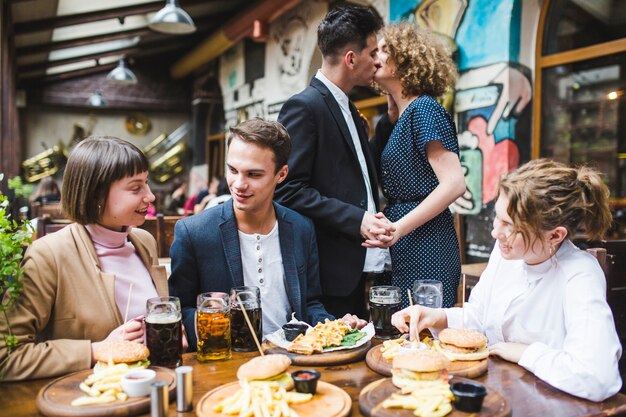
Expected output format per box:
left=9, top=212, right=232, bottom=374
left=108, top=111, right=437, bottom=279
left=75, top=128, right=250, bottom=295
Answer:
left=122, top=283, right=134, bottom=339
left=236, top=294, right=264, bottom=356
left=407, top=289, right=414, bottom=307
left=461, top=274, right=466, bottom=329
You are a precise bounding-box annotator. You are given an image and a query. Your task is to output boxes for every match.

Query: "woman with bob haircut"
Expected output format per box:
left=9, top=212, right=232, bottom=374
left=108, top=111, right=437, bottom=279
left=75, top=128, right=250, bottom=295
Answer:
left=369, top=23, right=466, bottom=307
left=391, top=159, right=622, bottom=401
left=0, top=136, right=169, bottom=380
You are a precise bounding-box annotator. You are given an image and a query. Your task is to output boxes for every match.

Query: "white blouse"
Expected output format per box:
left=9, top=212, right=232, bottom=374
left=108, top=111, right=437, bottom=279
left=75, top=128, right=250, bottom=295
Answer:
left=446, top=240, right=622, bottom=401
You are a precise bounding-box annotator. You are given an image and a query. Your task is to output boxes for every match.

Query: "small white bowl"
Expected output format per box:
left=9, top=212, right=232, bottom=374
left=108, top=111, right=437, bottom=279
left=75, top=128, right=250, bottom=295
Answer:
left=121, top=369, right=156, bottom=397
left=398, top=341, right=428, bottom=356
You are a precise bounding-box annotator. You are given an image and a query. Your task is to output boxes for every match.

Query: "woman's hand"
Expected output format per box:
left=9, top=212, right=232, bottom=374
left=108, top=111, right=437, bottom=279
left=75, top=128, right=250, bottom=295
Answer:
left=91, top=318, right=145, bottom=364
left=488, top=342, right=528, bottom=363
left=391, top=305, right=447, bottom=341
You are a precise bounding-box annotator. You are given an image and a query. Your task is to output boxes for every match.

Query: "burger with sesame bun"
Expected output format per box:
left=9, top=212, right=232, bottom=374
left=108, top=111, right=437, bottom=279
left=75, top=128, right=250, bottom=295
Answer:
left=391, top=350, right=451, bottom=388
left=236, top=354, right=294, bottom=390
left=93, top=340, right=150, bottom=372
left=434, top=328, right=489, bottom=361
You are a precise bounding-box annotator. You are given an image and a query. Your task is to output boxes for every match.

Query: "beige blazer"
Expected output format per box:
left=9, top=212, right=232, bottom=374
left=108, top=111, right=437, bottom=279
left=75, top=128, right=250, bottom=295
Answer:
left=0, top=224, right=168, bottom=381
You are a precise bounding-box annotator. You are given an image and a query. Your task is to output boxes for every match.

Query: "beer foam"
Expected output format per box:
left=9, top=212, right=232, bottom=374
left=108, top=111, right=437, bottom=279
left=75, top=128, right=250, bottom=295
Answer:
left=145, top=312, right=181, bottom=324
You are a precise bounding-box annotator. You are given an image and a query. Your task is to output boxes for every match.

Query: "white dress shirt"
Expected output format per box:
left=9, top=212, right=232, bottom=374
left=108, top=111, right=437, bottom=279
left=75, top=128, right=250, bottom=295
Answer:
left=239, top=222, right=291, bottom=337
left=315, top=70, right=391, bottom=273
left=446, top=239, right=622, bottom=401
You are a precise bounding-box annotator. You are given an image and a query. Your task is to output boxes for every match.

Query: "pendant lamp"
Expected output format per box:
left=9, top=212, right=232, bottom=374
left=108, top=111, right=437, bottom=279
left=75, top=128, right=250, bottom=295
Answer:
left=106, top=57, right=138, bottom=85
left=87, top=91, right=107, bottom=107
left=149, top=0, right=196, bottom=34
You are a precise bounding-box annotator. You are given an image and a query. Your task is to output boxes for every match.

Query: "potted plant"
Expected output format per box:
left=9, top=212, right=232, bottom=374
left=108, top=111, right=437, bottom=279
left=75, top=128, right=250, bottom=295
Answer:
left=0, top=174, right=33, bottom=379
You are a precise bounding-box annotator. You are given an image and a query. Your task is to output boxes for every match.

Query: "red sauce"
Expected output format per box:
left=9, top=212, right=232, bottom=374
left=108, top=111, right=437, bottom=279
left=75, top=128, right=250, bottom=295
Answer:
left=296, top=373, right=315, bottom=380
left=126, top=375, right=149, bottom=380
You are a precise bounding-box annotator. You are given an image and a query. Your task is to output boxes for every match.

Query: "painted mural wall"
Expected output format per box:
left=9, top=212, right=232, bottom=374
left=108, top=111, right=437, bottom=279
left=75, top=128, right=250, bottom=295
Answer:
left=391, top=0, right=538, bottom=260
left=217, top=0, right=540, bottom=261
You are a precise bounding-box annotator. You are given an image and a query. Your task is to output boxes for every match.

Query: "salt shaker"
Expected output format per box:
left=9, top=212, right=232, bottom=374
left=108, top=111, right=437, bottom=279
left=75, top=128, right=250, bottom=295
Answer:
left=175, top=366, right=193, bottom=412
left=151, top=381, right=169, bottom=417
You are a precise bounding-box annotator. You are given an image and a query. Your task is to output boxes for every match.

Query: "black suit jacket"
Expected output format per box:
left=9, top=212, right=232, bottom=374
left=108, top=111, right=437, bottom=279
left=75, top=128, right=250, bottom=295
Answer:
left=275, top=77, right=380, bottom=297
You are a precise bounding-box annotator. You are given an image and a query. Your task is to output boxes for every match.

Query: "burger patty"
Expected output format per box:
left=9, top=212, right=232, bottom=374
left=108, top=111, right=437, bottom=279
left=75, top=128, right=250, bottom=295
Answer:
left=439, top=342, right=484, bottom=354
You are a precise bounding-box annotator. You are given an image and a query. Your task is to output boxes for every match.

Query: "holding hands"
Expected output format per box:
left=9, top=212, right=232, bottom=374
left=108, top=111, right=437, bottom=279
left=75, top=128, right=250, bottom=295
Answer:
left=360, top=212, right=395, bottom=247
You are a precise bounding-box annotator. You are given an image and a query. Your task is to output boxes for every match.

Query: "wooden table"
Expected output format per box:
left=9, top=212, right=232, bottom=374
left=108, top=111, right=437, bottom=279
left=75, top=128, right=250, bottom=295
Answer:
left=2, top=351, right=626, bottom=417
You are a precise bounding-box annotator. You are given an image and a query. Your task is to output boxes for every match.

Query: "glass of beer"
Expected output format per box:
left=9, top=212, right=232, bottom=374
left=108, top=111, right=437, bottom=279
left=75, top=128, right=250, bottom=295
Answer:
left=229, top=286, right=262, bottom=352
left=145, top=296, right=183, bottom=368
left=196, top=292, right=231, bottom=361
left=369, top=286, right=401, bottom=339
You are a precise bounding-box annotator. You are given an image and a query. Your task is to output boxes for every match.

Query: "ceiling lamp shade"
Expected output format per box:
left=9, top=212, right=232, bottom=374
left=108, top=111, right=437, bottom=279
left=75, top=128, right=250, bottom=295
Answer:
left=149, top=0, right=196, bottom=35
left=106, top=57, right=138, bottom=85
left=87, top=91, right=106, bottom=107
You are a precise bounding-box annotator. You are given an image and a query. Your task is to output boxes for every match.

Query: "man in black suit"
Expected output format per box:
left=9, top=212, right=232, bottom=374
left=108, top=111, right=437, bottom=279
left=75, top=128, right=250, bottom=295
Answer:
left=275, top=5, right=393, bottom=319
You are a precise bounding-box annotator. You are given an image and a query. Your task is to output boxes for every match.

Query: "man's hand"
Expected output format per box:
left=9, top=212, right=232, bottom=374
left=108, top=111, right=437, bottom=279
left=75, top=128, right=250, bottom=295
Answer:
left=360, top=212, right=395, bottom=245
left=341, top=314, right=368, bottom=329
left=488, top=342, right=528, bottom=363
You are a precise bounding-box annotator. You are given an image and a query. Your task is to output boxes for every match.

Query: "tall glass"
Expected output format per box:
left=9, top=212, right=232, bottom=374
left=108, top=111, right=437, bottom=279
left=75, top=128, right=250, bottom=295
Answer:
left=196, top=292, right=231, bottom=361
left=229, top=286, right=262, bottom=352
left=413, top=280, right=443, bottom=309
left=145, top=296, right=183, bottom=368
left=369, top=286, right=401, bottom=339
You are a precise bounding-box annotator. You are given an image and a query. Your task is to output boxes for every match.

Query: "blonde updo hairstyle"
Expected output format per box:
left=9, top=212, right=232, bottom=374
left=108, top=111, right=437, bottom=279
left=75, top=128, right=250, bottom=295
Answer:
left=377, top=23, right=457, bottom=99
left=498, top=159, right=612, bottom=249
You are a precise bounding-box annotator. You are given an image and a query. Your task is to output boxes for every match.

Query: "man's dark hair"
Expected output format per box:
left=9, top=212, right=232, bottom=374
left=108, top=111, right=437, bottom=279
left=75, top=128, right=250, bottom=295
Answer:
left=227, top=118, right=291, bottom=173
left=317, top=4, right=383, bottom=62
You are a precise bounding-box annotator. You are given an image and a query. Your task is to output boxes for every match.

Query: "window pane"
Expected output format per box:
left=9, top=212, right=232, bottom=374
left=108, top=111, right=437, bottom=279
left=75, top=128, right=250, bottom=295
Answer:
left=543, top=0, right=626, bottom=55
left=540, top=53, right=626, bottom=199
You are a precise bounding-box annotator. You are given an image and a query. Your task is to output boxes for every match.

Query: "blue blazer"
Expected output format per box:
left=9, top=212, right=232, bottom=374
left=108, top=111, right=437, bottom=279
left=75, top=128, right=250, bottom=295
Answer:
left=168, top=199, right=334, bottom=349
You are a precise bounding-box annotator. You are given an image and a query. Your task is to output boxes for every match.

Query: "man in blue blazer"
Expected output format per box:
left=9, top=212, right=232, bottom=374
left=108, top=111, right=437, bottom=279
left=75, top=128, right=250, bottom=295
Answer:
left=169, top=119, right=365, bottom=350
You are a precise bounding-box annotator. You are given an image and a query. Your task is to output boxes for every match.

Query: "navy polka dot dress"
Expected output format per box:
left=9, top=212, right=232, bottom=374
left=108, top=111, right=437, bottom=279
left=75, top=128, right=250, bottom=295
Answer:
left=381, top=96, right=461, bottom=308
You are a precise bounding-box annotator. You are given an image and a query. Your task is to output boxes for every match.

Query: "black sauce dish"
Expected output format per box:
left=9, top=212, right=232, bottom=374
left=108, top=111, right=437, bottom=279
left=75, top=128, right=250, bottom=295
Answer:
left=291, top=370, right=321, bottom=394
left=282, top=323, right=308, bottom=342
left=450, top=380, right=488, bottom=412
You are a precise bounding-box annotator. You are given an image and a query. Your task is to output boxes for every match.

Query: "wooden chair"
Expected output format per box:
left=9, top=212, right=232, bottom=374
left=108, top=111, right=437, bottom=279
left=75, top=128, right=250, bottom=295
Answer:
left=139, top=214, right=182, bottom=258
left=35, top=216, right=71, bottom=238
left=586, top=243, right=626, bottom=393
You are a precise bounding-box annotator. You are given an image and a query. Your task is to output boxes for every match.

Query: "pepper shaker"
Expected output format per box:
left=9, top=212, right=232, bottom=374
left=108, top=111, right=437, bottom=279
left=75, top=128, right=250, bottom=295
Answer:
left=151, top=381, right=169, bottom=417
left=175, top=366, right=193, bottom=412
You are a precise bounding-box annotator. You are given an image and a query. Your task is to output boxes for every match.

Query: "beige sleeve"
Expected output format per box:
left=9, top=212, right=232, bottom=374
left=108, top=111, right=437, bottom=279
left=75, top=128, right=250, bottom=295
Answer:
left=0, top=241, right=93, bottom=381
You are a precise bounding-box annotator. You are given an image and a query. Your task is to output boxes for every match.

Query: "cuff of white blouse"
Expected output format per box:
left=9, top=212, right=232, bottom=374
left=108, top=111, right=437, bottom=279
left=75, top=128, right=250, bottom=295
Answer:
left=444, top=307, right=463, bottom=330
left=518, top=341, right=549, bottom=371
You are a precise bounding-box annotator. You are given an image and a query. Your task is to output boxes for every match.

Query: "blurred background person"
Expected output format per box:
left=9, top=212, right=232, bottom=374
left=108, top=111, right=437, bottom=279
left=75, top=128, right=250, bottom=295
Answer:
left=164, top=180, right=188, bottom=215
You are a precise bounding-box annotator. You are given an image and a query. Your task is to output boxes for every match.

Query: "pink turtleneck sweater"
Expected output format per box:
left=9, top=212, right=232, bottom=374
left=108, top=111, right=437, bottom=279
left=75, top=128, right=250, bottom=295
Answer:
left=85, top=224, right=158, bottom=320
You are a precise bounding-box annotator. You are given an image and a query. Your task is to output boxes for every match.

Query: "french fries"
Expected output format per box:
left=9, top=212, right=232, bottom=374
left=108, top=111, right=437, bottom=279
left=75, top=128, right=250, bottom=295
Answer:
left=213, top=380, right=313, bottom=417
left=70, top=363, right=131, bottom=406
left=381, top=338, right=404, bottom=360
left=382, top=379, right=453, bottom=417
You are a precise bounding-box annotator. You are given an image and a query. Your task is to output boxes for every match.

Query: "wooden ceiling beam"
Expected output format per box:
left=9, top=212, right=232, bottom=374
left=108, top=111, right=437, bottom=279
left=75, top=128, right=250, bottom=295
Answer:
left=16, top=12, right=225, bottom=57
left=18, top=46, right=141, bottom=73
left=13, top=0, right=212, bottom=35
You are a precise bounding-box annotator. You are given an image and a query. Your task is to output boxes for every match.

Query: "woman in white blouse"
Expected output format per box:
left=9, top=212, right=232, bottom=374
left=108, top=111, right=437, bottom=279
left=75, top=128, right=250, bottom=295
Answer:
left=391, top=159, right=622, bottom=401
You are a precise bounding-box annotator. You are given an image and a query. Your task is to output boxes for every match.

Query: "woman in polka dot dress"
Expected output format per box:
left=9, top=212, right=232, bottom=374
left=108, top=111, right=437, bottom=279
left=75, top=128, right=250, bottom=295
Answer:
left=368, top=23, right=466, bottom=308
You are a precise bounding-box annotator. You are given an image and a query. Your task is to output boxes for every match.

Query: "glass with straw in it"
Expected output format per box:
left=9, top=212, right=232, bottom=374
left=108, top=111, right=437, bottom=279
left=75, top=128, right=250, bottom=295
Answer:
left=196, top=292, right=231, bottom=361
left=229, top=286, right=262, bottom=352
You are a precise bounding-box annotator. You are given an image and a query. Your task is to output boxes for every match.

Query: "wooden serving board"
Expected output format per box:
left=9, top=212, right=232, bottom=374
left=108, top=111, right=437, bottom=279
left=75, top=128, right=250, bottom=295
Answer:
left=36, top=367, right=176, bottom=417
left=359, top=377, right=511, bottom=417
left=196, top=380, right=351, bottom=417
left=262, top=340, right=371, bottom=366
left=365, top=344, right=488, bottom=378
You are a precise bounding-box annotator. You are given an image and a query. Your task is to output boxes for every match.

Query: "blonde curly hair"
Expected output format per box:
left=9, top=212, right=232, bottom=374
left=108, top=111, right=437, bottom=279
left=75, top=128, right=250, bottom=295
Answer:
left=498, top=159, right=612, bottom=249
left=376, top=23, right=457, bottom=98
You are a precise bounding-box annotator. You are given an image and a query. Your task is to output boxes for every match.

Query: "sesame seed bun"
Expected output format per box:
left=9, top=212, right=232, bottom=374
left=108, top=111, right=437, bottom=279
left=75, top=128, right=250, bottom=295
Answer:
left=237, top=354, right=292, bottom=381
left=93, top=341, right=150, bottom=364
left=392, top=350, right=450, bottom=373
left=439, top=328, right=487, bottom=349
